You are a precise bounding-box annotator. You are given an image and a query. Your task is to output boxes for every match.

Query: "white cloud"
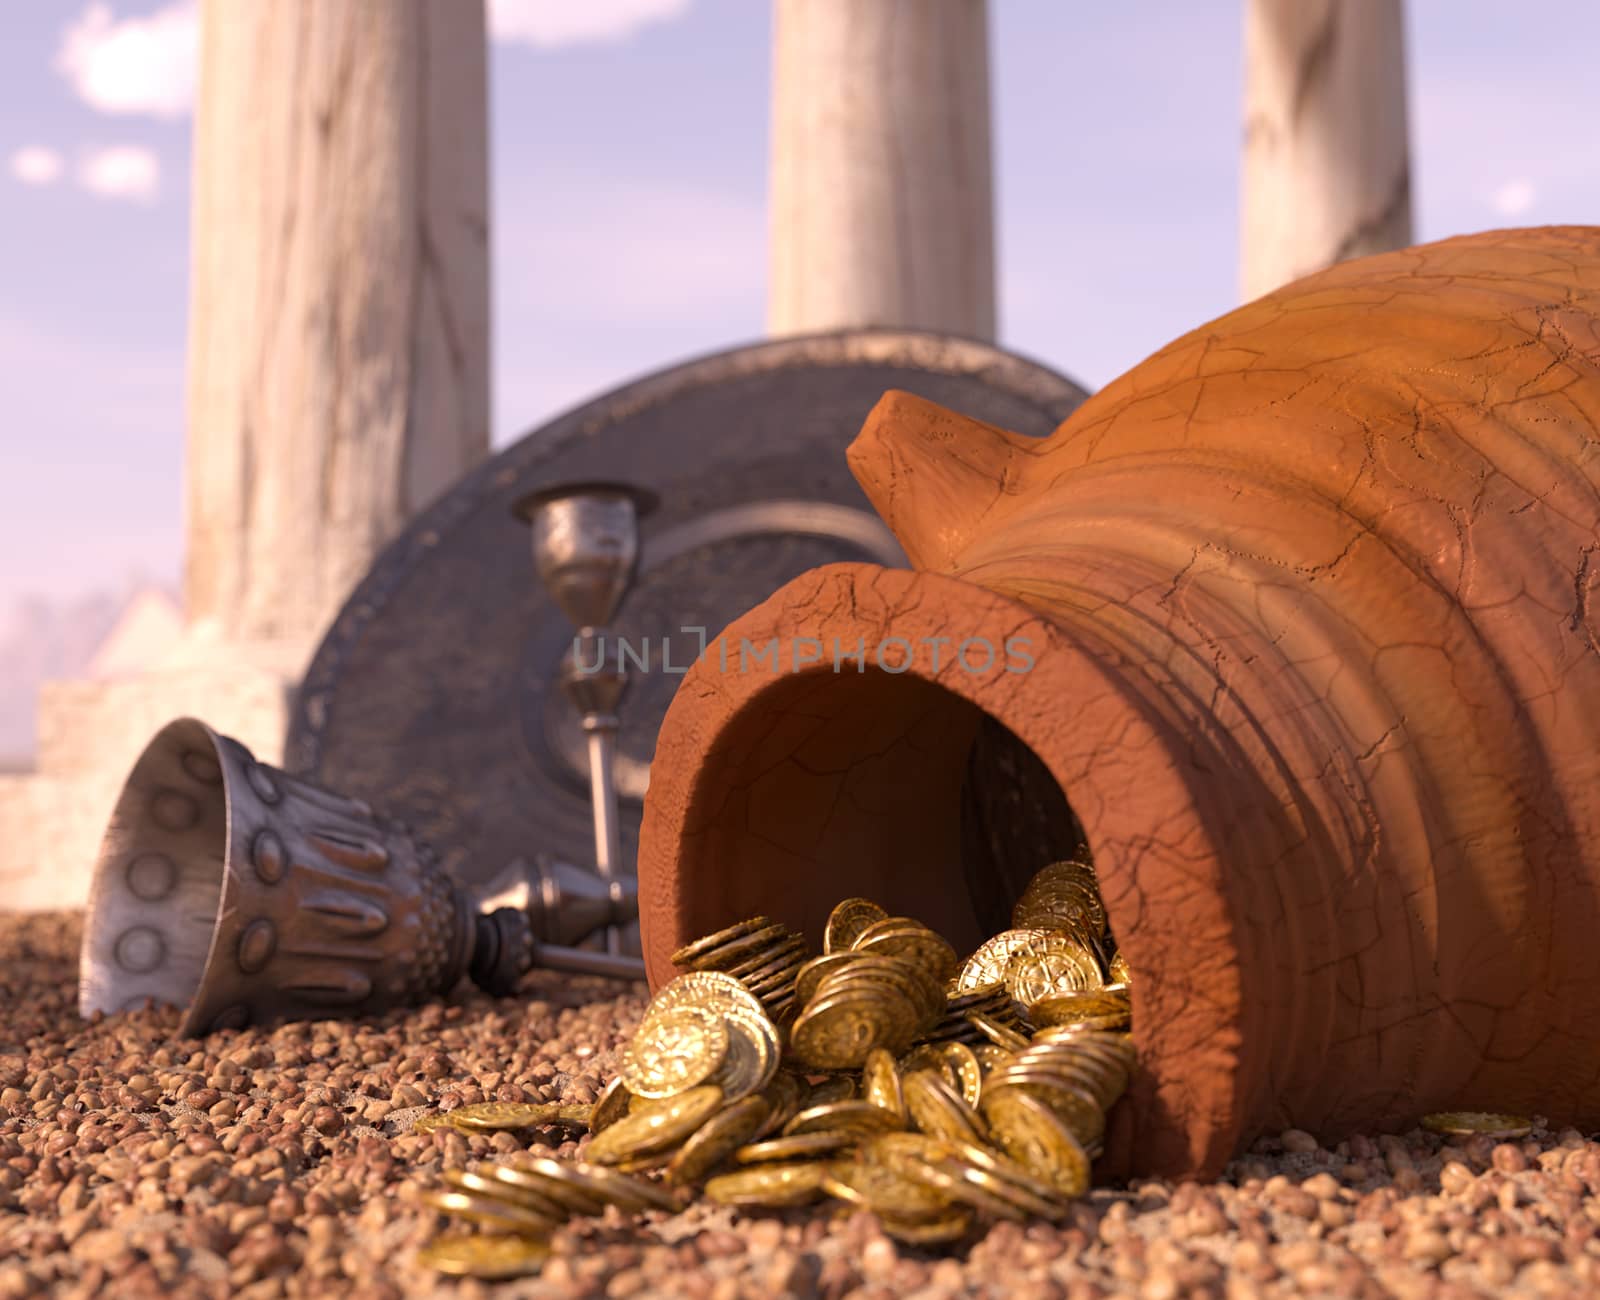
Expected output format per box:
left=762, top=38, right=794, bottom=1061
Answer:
left=1490, top=179, right=1536, bottom=218
left=78, top=145, right=160, bottom=202
left=10, top=147, right=64, bottom=186
left=489, top=0, right=691, bottom=48
left=56, top=0, right=198, bottom=118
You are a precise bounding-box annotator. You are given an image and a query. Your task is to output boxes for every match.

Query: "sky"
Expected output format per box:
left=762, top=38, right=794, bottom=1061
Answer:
left=1, top=0, right=1598, bottom=625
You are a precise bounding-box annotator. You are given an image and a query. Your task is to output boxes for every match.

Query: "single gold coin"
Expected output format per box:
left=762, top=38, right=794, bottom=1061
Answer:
left=704, top=1162, right=830, bottom=1207
left=981, top=1087, right=1092, bottom=1198
left=736, top=1131, right=860, bottom=1163
left=1004, top=936, right=1103, bottom=1005
left=585, top=1086, right=726, bottom=1165
left=789, top=991, right=903, bottom=1071
left=418, top=1187, right=559, bottom=1234
left=1420, top=1112, right=1535, bottom=1139
left=410, top=1111, right=460, bottom=1134
left=902, top=1070, right=986, bottom=1146
left=665, top=1094, right=772, bottom=1187
left=446, top=1101, right=593, bottom=1133
left=878, top=1205, right=975, bottom=1245
left=621, top=1003, right=730, bottom=1100
left=590, top=1075, right=635, bottom=1134
left=783, top=1099, right=904, bottom=1138
left=824, top=898, right=889, bottom=954
left=862, top=1048, right=906, bottom=1124
left=966, top=1012, right=1030, bottom=1052
left=416, top=1232, right=550, bottom=1279
left=1031, top=988, right=1132, bottom=1031
left=938, top=1042, right=984, bottom=1109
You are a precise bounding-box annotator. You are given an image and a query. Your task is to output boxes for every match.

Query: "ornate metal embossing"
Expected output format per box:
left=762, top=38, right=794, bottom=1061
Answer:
left=284, top=330, right=1088, bottom=892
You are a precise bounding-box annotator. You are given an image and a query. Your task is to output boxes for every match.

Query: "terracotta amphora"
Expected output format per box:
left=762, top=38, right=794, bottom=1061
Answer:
left=637, top=227, right=1600, bottom=1179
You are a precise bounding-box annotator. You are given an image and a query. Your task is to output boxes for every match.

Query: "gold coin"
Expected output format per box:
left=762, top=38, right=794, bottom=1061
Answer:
left=710, top=1008, right=781, bottom=1102
left=807, top=1075, right=858, bottom=1106
left=853, top=919, right=959, bottom=985
left=722, top=933, right=809, bottom=979
left=1012, top=860, right=1107, bottom=934
left=689, top=922, right=793, bottom=970
left=590, top=1076, right=635, bottom=1134
left=947, top=1158, right=1066, bottom=1220
left=621, top=1004, right=729, bottom=1100
left=982, top=1070, right=1106, bottom=1147
left=1420, top=1112, right=1534, bottom=1139
left=944, top=1137, right=1071, bottom=1214
left=966, top=1012, right=1030, bottom=1052
left=862, top=1048, right=906, bottom=1124
left=416, top=1232, right=550, bottom=1279
left=495, top=1156, right=681, bottom=1214
left=553, top=1159, right=682, bottom=1214
left=822, top=1155, right=953, bottom=1220
left=1004, top=936, right=1103, bottom=1005
left=878, top=1206, right=974, bottom=1245
left=585, top=1086, right=725, bottom=1165
left=447, top=1101, right=594, bottom=1133
left=887, top=1149, right=1026, bottom=1221
left=480, top=1163, right=608, bottom=1216
left=937, top=1042, right=984, bottom=1109
left=1030, top=988, right=1132, bottom=1032
left=981, top=1087, right=1091, bottom=1198
left=902, top=1071, right=985, bottom=1146
left=783, top=1100, right=903, bottom=1138
left=704, top=1162, right=829, bottom=1208
left=824, top=898, right=889, bottom=954
left=442, top=1169, right=567, bottom=1225
left=410, top=1111, right=460, bottom=1134
left=956, top=931, right=1051, bottom=992
left=418, top=1187, right=559, bottom=1234
left=736, top=1131, right=859, bottom=1163
left=789, top=990, right=905, bottom=1070
left=671, top=917, right=775, bottom=967
left=794, top=953, right=858, bottom=1005
left=753, top=1071, right=807, bottom=1139
left=666, top=1095, right=772, bottom=1187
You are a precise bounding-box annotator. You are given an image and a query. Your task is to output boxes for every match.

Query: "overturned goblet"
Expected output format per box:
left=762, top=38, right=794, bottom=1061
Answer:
left=78, top=717, right=644, bottom=1038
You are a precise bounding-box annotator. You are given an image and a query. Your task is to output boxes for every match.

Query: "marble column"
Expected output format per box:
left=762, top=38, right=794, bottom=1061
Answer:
left=767, top=0, right=996, bottom=340
left=184, top=0, right=491, bottom=649
left=1240, top=0, right=1413, bottom=300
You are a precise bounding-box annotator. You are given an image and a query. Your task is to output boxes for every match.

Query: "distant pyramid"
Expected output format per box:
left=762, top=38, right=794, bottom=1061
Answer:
left=86, top=587, right=184, bottom=679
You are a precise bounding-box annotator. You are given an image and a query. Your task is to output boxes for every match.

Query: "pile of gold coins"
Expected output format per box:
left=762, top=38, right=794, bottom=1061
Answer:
left=413, top=853, right=1137, bottom=1279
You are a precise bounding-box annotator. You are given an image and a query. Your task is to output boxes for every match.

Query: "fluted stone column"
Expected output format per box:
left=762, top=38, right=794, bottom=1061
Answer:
left=184, top=0, right=490, bottom=649
left=767, top=0, right=996, bottom=340
left=1240, top=0, right=1413, bottom=300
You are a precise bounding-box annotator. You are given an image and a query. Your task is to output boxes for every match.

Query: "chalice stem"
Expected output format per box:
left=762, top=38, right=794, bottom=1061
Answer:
left=586, top=724, right=624, bottom=954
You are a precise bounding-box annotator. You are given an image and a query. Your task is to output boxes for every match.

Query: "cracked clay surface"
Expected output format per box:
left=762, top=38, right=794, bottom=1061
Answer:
left=637, top=227, right=1600, bottom=1181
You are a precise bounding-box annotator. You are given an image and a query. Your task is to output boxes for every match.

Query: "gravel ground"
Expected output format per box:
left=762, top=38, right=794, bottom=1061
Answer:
left=3, top=911, right=1600, bottom=1299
